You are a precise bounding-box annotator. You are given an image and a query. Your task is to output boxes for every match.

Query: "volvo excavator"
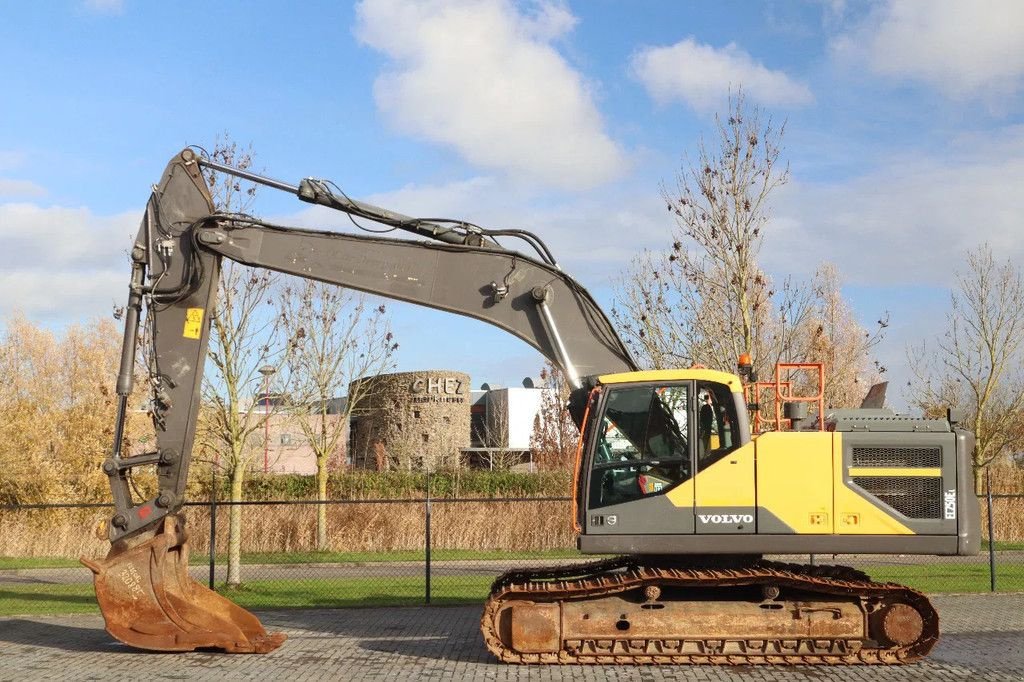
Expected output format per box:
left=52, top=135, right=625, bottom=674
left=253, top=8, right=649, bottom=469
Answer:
left=84, top=149, right=980, bottom=665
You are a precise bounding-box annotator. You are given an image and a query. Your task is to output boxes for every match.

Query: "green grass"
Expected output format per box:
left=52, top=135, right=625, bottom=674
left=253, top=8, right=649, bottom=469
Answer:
left=0, top=584, right=99, bottom=615
left=0, top=548, right=587, bottom=571
left=2, top=561, right=1022, bottom=617
left=206, top=548, right=587, bottom=565
left=0, top=576, right=491, bottom=616
left=6, top=541, right=1021, bottom=570
left=864, top=562, right=1024, bottom=594
left=224, top=575, right=493, bottom=609
left=0, top=557, right=85, bottom=570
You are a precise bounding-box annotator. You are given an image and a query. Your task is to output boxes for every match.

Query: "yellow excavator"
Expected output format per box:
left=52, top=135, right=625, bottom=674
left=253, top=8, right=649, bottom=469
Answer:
left=84, top=149, right=979, bottom=664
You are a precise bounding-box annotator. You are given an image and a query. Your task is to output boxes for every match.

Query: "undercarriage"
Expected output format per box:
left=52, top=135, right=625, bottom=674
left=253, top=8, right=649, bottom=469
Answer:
left=481, top=556, right=938, bottom=664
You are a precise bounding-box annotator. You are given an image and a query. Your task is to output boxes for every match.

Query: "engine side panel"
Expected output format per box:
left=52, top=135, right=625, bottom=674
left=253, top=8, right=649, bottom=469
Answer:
left=755, top=432, right=835, bottom=534
left=835, top=432, right=957, bottom=537
left=580, top=429, right=976, bottom=555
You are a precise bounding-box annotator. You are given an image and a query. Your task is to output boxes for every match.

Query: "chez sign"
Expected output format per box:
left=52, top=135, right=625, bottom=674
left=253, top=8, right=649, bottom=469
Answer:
left=409, top=376, right=466, bottom=403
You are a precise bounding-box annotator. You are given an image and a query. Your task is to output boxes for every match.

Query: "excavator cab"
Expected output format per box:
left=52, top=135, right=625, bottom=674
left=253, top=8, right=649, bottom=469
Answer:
left=574, top=370, right=754, bottom=540
left=573, top=366, right=978, bottom=559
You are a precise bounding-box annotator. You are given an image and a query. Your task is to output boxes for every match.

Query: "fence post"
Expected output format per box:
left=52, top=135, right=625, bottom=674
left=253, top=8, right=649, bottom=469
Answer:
left=425, top=469, right=432, bottom=605
left=986, top=468, right=996, bottom=593
left=209, top=466, right=217, bottom=590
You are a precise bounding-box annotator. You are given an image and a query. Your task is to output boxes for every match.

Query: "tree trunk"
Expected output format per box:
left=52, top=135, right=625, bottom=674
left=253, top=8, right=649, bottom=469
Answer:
left=316, top=453, right=329, bottom=551
left=226, top=458, right=245, bottom=587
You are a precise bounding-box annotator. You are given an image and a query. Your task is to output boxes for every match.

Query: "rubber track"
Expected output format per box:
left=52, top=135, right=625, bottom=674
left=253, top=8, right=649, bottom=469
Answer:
left=481, top=558, right=938, bottom=665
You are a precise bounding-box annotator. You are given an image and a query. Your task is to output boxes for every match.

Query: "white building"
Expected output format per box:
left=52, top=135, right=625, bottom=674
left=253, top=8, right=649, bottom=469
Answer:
left=470, top=380, right=556, bottom=449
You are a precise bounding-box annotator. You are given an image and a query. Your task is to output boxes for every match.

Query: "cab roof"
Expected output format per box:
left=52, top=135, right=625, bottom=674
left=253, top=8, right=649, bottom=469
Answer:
left=597, top=369, right=744, bottom=394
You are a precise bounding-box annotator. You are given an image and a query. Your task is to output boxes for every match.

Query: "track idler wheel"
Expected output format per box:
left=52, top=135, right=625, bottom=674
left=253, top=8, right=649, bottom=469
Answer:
left=82, top=514, right=286, bottom=653
left=879, top=603, right=925, bottom=647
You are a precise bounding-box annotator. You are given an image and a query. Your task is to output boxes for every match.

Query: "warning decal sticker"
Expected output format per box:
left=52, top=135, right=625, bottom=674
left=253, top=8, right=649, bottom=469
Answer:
left=183, top=308, right=204, bottom=339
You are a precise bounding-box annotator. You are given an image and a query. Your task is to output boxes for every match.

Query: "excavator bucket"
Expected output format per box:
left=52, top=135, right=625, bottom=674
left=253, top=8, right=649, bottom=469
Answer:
left=81, top=514, right=286, bottom=653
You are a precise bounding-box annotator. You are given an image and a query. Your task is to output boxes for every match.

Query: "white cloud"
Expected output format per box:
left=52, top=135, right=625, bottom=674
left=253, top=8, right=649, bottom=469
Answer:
left=279, top=171, right=669, bottom=286
left=354, top=0, right=627, bottom=190
left=0, top=203, right=137, bottom=321
left=631, top=38, right=813, bottom=112
left=0, top=150, right=45, bottom=198
left=0, top=270, right=125, bottom=320
left=764, top=125, right=1024, bottom=287
left=0, top=179, right=45, bottom=198
left=832, top=0, right=1024, bottom=98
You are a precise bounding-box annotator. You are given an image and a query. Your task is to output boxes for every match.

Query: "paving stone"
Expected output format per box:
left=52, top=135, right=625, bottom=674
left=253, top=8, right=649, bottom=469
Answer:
left=0, top=594, right=1021, bottom=681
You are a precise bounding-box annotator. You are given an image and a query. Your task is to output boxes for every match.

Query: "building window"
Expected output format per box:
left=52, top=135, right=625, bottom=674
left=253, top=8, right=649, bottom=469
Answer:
left=422, top=433, right=429, bottom=443
left=280, top=433, right=293, bottom=446
left=413, top=409, right=421, bottom=419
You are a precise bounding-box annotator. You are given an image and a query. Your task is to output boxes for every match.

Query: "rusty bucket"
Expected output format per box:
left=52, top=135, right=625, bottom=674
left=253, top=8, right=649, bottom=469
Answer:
left=81, top=514, right=286, bottom=653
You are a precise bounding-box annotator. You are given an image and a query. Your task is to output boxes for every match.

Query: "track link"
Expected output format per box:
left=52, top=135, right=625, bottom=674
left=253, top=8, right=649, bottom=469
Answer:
left=481, top=557, right=938, bottom=665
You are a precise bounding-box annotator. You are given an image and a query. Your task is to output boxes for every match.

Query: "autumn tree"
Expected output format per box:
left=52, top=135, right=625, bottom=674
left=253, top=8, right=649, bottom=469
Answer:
left=785, top=264, right=888, bottom=409
left=0, top=313, right=149, bottom=505
left=613, top=93, right=884, bottom=412
left=279, top=281, right=397, bottom=551
left=0, top=314, right=71, bottom=505
left=198, top=138, right=286, bottom=587
left=529, top=361, right=578, bottom=471
left=908, top=244, right=1024, bottom=491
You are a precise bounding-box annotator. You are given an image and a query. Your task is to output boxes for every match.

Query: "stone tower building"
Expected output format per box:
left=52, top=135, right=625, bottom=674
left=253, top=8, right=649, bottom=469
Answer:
left=348, top=370, right=471, bottom=470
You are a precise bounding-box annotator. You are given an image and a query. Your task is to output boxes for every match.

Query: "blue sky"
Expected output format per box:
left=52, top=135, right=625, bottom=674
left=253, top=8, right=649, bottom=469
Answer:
left=2, top=0, right=1023, bottom=398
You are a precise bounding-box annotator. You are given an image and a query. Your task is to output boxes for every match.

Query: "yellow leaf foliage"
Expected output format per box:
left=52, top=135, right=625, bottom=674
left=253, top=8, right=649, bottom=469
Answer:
left=0, top=313, right=151, bottom=505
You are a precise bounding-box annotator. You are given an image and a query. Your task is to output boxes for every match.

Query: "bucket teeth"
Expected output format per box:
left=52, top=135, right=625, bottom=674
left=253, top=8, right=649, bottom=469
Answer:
left=83, top=514, right=285, bottom=653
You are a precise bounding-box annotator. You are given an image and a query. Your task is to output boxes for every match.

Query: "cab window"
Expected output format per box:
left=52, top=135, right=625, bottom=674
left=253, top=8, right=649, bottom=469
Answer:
left=589, top=384, right=692, bottom=509
left=696, top=381, right=739, bottom=470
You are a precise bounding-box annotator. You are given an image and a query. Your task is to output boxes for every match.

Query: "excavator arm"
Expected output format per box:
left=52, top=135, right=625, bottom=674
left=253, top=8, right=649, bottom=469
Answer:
left=84, top=149, right=636, bottom=653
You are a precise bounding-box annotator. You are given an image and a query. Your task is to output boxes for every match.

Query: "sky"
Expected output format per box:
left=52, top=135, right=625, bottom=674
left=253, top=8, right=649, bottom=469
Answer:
left=2, top=0, right=1023, bottom=400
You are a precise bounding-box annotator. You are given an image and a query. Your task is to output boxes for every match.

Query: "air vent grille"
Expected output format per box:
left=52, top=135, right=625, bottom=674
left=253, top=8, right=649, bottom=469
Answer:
left=852, top=476, right=942, bottom=519
left=852, top=446, right=941, bottom=468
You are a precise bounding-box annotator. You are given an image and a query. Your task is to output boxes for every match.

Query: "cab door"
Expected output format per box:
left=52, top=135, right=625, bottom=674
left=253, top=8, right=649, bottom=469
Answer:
left=583, top=382, right=696, bottom=536
left=692, top=380, right=756, bottom=534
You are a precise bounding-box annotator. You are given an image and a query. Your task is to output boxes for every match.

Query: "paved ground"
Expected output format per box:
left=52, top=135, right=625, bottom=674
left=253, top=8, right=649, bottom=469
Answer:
left=0, top=594, right=1021, bottom=681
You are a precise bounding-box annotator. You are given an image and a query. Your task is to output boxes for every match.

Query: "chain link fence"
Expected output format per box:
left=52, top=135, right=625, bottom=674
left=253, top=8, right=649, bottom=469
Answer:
left=1, top=490, right=1021, bottom=615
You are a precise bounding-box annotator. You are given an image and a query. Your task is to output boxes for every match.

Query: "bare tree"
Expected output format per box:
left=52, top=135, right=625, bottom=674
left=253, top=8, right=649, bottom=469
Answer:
left=198, top=138, right=286, bottom=587
left=613, top=93, right=884, bottom=404
left=908, top=244, right=1024, bottom=491
left=613, top=91, right=789, bottom=377
left=280, top=281, right=397, bottom=551
left=476, top=393, right=523, bottom=471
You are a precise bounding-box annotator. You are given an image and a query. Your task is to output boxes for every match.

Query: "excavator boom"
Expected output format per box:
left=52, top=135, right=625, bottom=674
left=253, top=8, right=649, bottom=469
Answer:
left=86, top=149, right=635, bottom=653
